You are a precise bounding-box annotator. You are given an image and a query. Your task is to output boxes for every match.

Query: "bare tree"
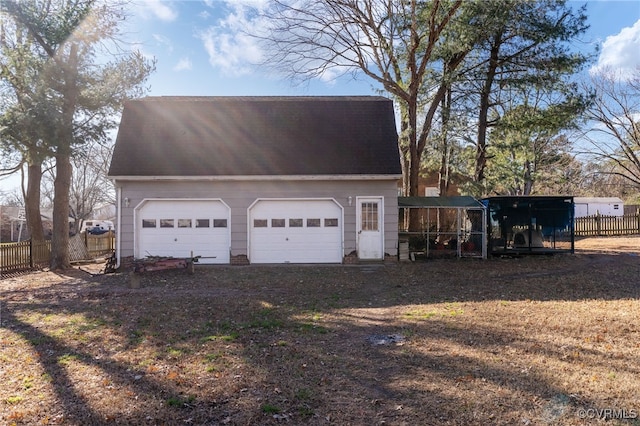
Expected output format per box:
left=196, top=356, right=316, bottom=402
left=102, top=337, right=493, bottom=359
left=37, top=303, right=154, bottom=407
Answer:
left=41, top=142, right=115, bottom=232
left=584, top=68, right=640, bottom=188
left=0, top=187, right=24, bottom=207
left=255, top=0, right=475, bottom=197
left=579, top=159, right=639, bottom=200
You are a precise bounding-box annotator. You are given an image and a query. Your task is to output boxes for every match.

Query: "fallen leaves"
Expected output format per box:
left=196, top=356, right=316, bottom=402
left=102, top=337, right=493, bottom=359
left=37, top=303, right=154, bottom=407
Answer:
left=1, top=251, right=640, bottom=425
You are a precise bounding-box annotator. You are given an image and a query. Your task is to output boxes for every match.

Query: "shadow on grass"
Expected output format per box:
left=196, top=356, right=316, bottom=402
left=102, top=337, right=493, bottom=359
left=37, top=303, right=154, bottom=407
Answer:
left=1, top=254, right=639, bottom=424
left=1, top=297, right=234, bottom=423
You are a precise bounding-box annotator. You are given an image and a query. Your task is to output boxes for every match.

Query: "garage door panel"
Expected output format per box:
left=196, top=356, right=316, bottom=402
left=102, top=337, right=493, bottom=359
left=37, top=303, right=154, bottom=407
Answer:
left=249, top=200, right=342, bottom=264
left=137, top=200, right=230, bottom=264
left=140, top=233, right=227, bottom=255
left=141, top=200, right=228, bottom=215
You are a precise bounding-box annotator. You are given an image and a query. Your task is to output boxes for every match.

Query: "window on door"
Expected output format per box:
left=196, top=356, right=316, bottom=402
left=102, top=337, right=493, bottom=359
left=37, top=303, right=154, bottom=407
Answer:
left=361, top=202, right=379, bottom=231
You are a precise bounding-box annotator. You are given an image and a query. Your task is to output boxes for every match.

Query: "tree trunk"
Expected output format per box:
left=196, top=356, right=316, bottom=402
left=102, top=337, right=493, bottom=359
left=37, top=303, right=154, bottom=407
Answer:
left=50, top=153, right=72, bottom=269
left=439, top=86, right=452, bottom=196
left=25, top=160, right=45, bottom=243
left=475, top=34, right=502, bottom=186
left=397, top=105, right=412, bottom=198
left=50, top=43, right=79, bottom=270
left=407, top=99, right=423, bottom=232
left=438, top=149, right=450, bottom=197
left=523, top=159, right=533, bottom=195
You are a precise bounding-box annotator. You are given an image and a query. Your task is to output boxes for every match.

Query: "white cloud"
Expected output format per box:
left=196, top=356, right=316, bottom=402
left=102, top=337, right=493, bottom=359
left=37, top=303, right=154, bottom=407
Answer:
left=196, top=0, right=355, bottom=82
left=153, top=33, right=173, bottom=53
left=591, top=19, right=640, bottom=80
left=173, top=57, right=193, bottom=71
left=196, top=2, right=266, bottom=76
left=198, top=28, right=263, bottom=76
left=138, top=0, right=178, bottom=22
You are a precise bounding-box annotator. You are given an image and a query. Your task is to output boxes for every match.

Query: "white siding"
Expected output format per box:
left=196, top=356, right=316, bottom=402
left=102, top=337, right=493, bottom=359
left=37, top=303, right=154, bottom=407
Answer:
left=574, top=197, right=624, bottom=217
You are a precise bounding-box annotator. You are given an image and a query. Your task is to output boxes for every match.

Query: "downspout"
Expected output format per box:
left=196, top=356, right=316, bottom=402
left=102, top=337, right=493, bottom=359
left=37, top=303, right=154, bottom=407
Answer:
left=115, top=184, right=122, bottom=270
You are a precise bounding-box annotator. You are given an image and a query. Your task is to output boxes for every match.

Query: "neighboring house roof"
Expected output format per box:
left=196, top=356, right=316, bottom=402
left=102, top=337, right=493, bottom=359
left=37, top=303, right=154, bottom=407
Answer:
left=0, top=206, right=99, bottom=222
left=573, top=197, right=623, bottom=204
left=108, top=96, right=401, bottom=178
left=0, top=206, right=21, bottom=221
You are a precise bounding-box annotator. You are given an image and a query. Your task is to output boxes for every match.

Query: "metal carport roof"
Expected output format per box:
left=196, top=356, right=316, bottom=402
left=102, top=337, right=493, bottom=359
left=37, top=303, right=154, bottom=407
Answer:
left=398, top=196, right=485, bottom=208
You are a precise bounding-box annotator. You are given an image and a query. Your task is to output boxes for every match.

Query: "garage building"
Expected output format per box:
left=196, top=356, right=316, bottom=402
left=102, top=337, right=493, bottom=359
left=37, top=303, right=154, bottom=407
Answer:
left=108, top=96, right=402, bottom=265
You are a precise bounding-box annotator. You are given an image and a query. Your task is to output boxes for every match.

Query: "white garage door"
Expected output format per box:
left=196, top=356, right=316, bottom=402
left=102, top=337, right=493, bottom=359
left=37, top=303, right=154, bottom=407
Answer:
left=249, top=199, right=343, bottom=263
left=136, top=200, right=230, bottom=264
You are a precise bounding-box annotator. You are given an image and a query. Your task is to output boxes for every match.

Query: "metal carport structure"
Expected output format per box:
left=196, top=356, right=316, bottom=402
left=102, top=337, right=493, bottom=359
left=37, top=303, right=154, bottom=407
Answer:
left=398, top=196, right=487, bottom=259
left=483, top=196, right=575, bottom=255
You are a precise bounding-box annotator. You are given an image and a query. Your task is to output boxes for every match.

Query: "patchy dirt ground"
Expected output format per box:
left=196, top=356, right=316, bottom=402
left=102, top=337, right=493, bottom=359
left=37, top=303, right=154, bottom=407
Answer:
left=1, top=237, right=639, bottom=425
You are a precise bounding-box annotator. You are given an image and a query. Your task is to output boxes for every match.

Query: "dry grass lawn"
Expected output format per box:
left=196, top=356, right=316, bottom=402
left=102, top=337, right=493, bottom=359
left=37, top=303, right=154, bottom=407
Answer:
left=1, top=236, right=639, bottom=425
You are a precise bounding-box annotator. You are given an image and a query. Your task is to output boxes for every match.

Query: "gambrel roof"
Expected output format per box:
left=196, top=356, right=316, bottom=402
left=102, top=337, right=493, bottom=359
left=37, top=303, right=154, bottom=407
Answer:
left=108, top=96, right=401, bottom=178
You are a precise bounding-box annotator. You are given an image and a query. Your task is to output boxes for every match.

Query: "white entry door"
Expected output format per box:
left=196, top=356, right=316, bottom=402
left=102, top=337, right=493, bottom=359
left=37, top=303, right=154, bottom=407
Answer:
left=357, top=197, right=384, bottom=260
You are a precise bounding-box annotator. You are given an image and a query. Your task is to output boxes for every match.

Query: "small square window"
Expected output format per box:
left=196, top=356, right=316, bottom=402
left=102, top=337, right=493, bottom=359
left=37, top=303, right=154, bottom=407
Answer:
left=213, top=219, right=227, bottom=228
left=178, top=219, right=192, bottom=228
left=160, top=219, right=174, bottom=228
left=324, top=218, right=339, bottom=227
left=142, top=219, right=156, bottom=228
left=272, top=219, right=285, bottom=228
left=289, top=218, right=303, bottom=227
left=254, top=219, right=268, bottom=228
left=196, top=219, right=210, bottom=228
left=307, top=218, right=321, bottom=227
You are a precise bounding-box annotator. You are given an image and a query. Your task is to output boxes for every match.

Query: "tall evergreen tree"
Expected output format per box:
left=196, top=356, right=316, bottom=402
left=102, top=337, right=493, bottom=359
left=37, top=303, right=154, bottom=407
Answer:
left=1, top=0, right=154, bottom=268
left=451, top=0, right=592, bottom=196
left=0, top=18, right=56, bottom=242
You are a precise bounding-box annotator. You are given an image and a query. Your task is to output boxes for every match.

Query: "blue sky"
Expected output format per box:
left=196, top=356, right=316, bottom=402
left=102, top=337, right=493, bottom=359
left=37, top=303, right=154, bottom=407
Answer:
left=1, top=0, right=640, bottom=194
left=129, top=0, right=640, bottom=97
left=125, top=0, right=381, bottom=96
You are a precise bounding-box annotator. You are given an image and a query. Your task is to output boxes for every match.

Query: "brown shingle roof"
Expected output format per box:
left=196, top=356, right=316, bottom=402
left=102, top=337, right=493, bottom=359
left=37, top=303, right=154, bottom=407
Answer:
left=108, top=96, right=401, bottom=177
